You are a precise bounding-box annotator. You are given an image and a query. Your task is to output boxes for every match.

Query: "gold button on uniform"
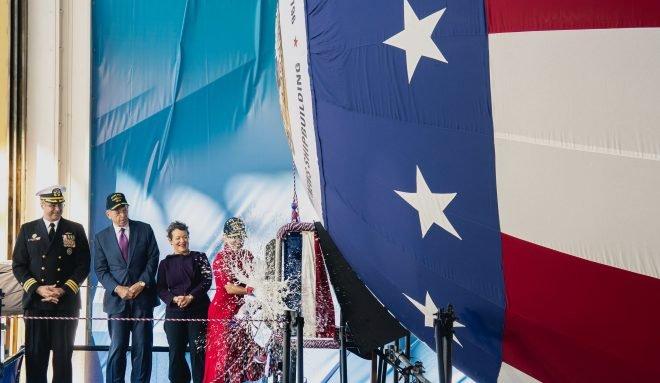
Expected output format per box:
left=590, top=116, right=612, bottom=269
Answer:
left=57, top=268, right=61, bottom=271
left=41, top=266, right=45, bottom=270
left=41, top=279, right=45, bottom=282
left=42, top=255, right=46, bottom=259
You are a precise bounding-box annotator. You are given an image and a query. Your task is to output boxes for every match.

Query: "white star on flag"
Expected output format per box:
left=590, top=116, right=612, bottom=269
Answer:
left=403, top=292, right=465, bottom=347
left=395, top=166, right=461, bottom=239
left=384, top=0, right=447, bottom=83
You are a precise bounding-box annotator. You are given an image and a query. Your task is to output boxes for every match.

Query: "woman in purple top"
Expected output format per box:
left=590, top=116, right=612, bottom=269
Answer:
left=157, top=221, right=212, bottom=383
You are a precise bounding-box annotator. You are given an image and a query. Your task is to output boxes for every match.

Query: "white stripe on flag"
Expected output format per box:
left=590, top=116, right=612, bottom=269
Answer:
left=489, top=28, right=660, bottom=279
left=301, top=231, right=318, bottom=337
left=498, top=362, right=541, bottom=383
left=490, top=28, right=660, bottom=160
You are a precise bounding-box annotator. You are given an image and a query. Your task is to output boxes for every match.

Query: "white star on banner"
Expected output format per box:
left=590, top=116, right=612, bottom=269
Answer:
left=403, top=292, right=465, bottom=347
left=384, top=0, right=447, bottom=83
left=395, top=166, right=461, bottom=239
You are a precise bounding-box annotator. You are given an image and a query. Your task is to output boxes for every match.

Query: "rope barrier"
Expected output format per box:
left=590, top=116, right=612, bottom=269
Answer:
left=2, top=315, right=285, bottom=323
left=1, top=317, right=343, bottom=349
left=75, top=285, right=222, bottom=290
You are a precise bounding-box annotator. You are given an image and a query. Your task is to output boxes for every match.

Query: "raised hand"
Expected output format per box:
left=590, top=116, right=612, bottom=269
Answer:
left=224, top=283, right=248, bottom=295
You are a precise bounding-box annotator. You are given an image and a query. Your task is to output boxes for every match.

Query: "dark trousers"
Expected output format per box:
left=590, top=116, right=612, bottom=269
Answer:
left=164, top=319, right=206, bottom=383
left=24, top=310, right=78, bottom=383
left=107, top=305, right=153, bottom=383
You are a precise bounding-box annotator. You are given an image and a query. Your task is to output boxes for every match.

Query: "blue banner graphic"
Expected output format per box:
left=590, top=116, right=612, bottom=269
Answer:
left=90, top=0, right=291, bottom=380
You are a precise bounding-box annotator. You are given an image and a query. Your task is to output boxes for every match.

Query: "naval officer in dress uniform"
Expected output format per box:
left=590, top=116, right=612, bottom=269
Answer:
left=11, top=185, right=91, bottom=383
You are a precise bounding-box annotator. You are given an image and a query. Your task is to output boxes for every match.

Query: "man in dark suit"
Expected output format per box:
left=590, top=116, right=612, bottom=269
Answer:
left=94, top=192, right=159, bottom=383
left=12, top=185, right=90, bottom=383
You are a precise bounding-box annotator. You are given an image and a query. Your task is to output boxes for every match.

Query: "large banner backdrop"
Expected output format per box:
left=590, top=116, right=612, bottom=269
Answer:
left=90, top=0, right=294, bottom=379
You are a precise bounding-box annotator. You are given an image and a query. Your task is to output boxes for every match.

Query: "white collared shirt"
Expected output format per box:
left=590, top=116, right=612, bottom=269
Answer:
left=113, top=223, right=130, bottom=242
left=43, top=218, right=60, bottom=233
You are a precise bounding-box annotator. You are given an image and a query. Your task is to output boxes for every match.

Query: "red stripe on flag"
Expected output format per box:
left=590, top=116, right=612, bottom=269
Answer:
left=314, top=233, right=336, bottom=338
left=486, top=0, right=660, bottom=34
left=501, top=234, right=660, bottom=382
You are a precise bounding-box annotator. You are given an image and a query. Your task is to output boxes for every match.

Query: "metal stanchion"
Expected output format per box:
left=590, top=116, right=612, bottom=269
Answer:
left=376, top=348, right=385, bottom=382
left=434, top=304, right=457, bottom=383
left=393, top=341, right=399, bottom=383
left=0, top=289, right=4, bottom=363
left=339, top=313, right=348, bottom=383
left=379, top=347, right=387, bottom=383
left=404, top=332, right=411, bottom=383
left=379, top=346, right=431, bottom=383
left=295, top=311, right=304, bottom=383
left=282, top=310, right=292, bottom=383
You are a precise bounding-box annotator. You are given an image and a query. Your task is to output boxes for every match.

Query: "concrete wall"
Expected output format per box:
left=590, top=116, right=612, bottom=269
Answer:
left=23, top=1, right=90, bottom=379
left=0, top=0, right=10, bottom=260
left=25, top=0, right=90, bottom=230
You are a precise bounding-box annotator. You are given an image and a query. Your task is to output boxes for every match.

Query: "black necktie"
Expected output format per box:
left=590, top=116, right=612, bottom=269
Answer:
left=48, top=223, right=55, bottom=241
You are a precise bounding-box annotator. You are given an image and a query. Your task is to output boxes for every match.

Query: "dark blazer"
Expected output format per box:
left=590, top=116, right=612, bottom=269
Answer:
left=12, top=217, right=90, bottom=313
left=156, top=251, right=211, bottom=318
left=93, top=220, right=160, bottom=315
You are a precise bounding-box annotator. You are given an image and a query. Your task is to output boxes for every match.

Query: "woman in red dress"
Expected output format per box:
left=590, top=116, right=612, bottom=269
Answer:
left=203, top=218, right=263, bottom=383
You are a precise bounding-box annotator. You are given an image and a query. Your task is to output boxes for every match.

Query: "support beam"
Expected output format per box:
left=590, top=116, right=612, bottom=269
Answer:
left=296, top=312, right=304, bottom=383
left=339, top=313, right=348, bottom=383
left=283, top=310, right=292, bottom=383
